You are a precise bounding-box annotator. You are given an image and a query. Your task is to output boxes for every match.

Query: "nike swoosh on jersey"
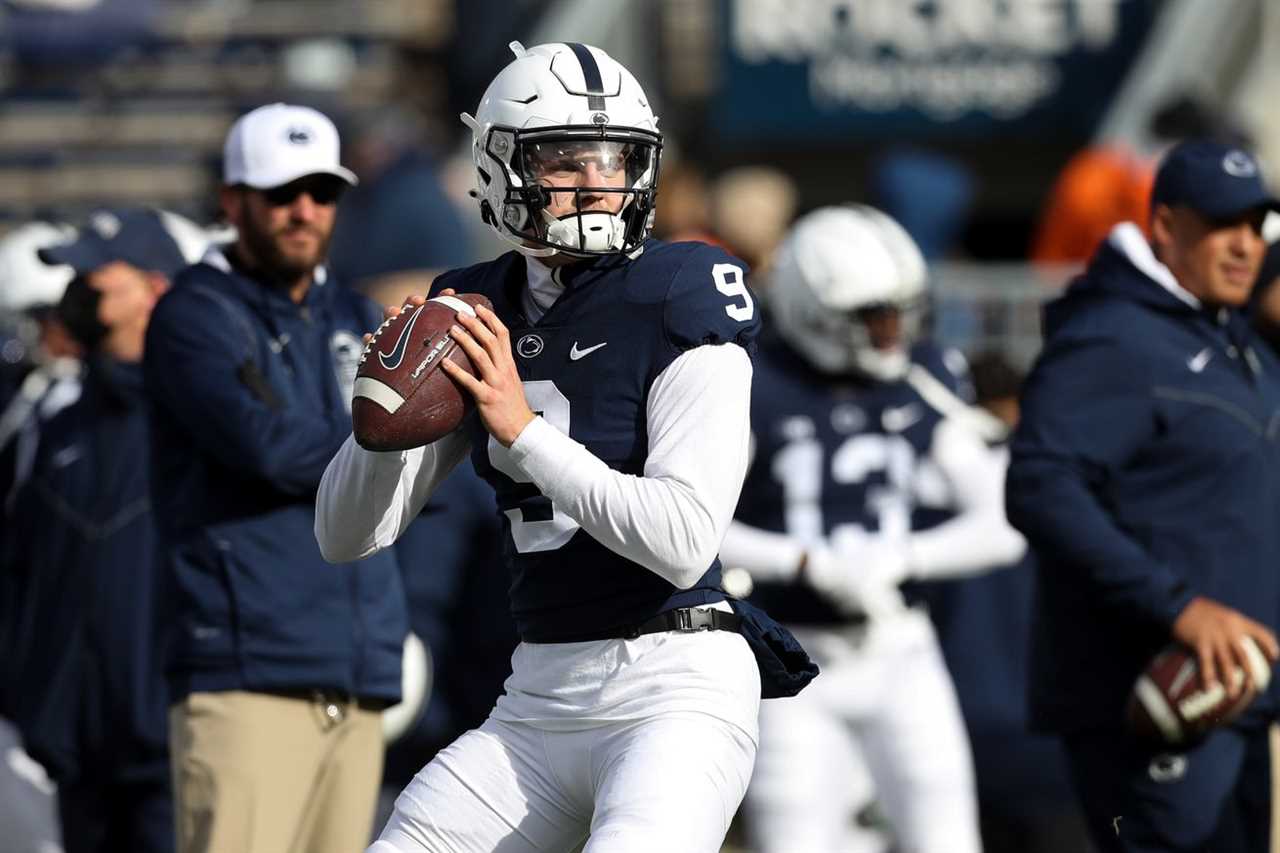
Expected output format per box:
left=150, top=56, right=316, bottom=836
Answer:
left=50, top=444, right=83, bottom=468
left=1187, top=348, right=1213, bottom=373
left=378, top=304, right=426, bottom=370
left=569, top=341, right=608, bottom=360
left=881, top=403, right=923, bottom=432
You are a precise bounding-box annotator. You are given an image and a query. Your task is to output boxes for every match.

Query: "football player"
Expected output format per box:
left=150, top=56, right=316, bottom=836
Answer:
left=316, top=42, right=810, bottom=853
left=718, top=205, right=1026, bottom=853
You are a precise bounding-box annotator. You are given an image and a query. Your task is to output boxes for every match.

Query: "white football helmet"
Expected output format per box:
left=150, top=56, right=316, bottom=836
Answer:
left=462, top=41, right=662, bottom=258
left=768, top=205, right=927, bottom=379
left=0, top=222, right=76, bottom=313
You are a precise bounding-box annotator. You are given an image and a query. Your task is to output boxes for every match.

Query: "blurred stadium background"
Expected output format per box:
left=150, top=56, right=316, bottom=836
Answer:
left=1, top=0, right=1276, bottom=367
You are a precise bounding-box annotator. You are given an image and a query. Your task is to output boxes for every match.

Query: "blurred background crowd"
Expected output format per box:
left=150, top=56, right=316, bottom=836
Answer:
left=3, top=0, right=1277, bottom=369
left=1, top=1, right=1279, bottom=852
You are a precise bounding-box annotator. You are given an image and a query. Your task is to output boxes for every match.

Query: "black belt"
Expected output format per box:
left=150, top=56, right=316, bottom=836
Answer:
left=620, top=606, right=741, bottom=640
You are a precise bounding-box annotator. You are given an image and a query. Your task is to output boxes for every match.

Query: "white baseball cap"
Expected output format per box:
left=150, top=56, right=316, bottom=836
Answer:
left=222, top=103, right=358, bottom=189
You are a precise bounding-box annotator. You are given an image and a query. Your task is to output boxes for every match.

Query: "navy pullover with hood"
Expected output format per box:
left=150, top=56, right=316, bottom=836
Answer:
left=0, top=358, right=168, bottom=783
left=143, top=249, right=405, bottom=704
left=1007, top=223, right=1280, bottom=733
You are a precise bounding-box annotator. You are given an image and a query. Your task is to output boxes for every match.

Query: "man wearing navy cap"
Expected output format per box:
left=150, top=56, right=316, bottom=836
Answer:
left=1007, top=139, right=1280, bottom=852
left=2, top=208, right=207, bottom=853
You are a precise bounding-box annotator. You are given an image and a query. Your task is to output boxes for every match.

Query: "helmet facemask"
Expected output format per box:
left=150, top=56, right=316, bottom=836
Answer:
left=486, top=126, right=661, bottom=258
left=790, top=294, right=924, bottom=380
left=848, top=300, right=924, bottom=380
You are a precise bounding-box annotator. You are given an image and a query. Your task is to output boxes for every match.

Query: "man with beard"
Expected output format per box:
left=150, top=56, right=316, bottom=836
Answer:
left=143, top=104, right=407, bottom=853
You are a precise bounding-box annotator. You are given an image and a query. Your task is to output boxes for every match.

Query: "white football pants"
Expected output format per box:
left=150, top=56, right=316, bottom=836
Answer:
left=371, top=624, right=760, bottom=853
left=745, top=608, right=982, bottom=853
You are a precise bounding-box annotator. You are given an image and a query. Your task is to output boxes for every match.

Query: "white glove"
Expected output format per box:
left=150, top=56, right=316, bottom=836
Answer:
left=802, top=529, right=910, bottom=619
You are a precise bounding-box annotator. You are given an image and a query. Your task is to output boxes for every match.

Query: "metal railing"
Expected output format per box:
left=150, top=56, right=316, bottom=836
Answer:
left=929, top=260, right=1081, bottom=369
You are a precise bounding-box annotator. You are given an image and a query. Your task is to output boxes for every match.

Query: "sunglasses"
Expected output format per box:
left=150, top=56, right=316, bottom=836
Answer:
left=258, top=178, right=346, bottom=207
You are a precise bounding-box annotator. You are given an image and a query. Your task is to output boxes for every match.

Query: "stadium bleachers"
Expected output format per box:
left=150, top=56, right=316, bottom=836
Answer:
left=0, top=0, right=452, bottom=233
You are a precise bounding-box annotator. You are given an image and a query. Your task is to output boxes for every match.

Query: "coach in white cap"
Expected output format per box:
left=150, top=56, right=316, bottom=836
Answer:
left=217, top=103, right=357, bottom=299
left=223, top=102, right=358, bottom=190
left=143, top=105, right=407, bottom=853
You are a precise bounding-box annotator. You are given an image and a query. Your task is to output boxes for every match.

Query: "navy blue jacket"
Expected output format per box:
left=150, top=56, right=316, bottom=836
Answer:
left=1007, top=232, right=1280, bottom=732
left=430, top=240, right=761, bottom=642
left=143, top=252, right=405, bottom=703
left=0, top=359, right=167, bottom=783
left=385, top=464, right=511, bottom=765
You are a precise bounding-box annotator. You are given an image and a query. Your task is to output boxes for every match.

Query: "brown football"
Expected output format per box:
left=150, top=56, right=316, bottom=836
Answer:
left=1126, top=637, right=1272, bottom=745
left=351, top=293, right=493, bottom=451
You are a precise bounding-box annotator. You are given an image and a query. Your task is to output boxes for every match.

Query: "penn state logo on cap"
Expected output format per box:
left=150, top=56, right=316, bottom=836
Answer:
left=1151, top=139, right=1280, bottom=220
left=88, top=211, right=122, bottom=240
left=1222, top=150, right=1258, bottom=178
left=222, top=103, right=359, bottom=189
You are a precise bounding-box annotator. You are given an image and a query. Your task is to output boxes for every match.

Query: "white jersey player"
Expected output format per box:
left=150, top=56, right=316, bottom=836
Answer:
left=720, top=205, right=1026, bottom=853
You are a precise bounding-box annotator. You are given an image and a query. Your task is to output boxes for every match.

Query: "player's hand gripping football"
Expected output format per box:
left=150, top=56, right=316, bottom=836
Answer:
left=1172, top=597, right=1279, bottom=697
left=367, top=289, right=535, bottom=447
left=439, top=300, right=535, bottom=448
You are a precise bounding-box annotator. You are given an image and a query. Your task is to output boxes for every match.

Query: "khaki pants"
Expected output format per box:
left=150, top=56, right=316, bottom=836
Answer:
left=170, top=690, right=384, bottom=853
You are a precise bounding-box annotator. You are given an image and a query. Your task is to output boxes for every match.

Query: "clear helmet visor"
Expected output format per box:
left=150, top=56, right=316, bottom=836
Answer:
left=505, top=134, right=659, bottom=255
left=521, top=139, right=650, bottom=188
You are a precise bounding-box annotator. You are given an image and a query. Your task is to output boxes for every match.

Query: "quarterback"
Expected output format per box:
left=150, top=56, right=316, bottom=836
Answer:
left=316, top=41, right=807, bottom=853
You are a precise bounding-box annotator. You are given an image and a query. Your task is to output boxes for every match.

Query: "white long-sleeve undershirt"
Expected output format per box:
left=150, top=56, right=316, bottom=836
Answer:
left=315, top=343, right=754, bottom=589
left=906, top=424, right=1026, bottom=578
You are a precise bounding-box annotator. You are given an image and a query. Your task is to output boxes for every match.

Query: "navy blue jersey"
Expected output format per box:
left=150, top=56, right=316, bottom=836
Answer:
left=737, top=331, right=944, bottom=625
left=904, top=339, right=973, bottom=607
left=429, top=239, right=760, bottom=642
left=737, top=327, right=947, bottom=622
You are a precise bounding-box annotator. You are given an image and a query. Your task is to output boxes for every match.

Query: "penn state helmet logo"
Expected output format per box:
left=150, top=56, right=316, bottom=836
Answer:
left=591, top=112, right=609, bottom=126
left=516, top=334, right=544, bottom=358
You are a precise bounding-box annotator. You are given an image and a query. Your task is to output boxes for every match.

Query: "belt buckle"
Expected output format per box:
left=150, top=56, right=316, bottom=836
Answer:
left=675, top=607, right=716, bottom=632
